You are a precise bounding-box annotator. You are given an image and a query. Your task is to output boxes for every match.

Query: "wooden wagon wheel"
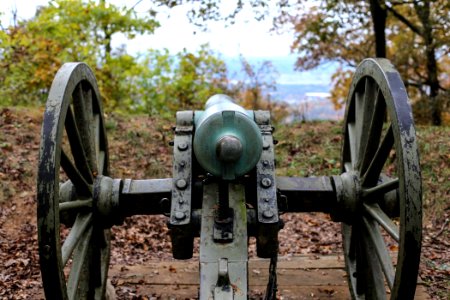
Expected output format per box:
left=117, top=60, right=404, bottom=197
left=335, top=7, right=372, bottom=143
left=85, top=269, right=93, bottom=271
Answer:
left=37, top=63, right=110, bottom=299
left=338, top=58, right=422, bottom=299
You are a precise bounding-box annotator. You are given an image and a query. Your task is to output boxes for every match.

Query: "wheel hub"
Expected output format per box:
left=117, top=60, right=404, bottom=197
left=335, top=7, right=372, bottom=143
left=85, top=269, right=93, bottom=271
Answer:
left=93, top=176, right=122, bottom=228
left=332, top=171, right=362, bottom=223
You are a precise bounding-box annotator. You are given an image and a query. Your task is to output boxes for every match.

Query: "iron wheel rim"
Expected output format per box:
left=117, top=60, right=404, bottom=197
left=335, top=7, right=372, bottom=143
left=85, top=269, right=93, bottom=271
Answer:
left=340, top=58, right=422, bottom=300
left=37, top=63, right=110, bottom=299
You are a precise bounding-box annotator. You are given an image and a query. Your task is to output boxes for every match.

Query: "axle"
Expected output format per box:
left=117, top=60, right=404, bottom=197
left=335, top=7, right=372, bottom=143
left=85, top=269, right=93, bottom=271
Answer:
left=60, top=174, right=399, bottom=227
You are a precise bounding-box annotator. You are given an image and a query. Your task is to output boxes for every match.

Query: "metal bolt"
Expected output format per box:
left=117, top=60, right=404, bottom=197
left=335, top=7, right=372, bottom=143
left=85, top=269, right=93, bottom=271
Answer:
left=178, top=198, right=184, bottom=204
left=262, top=160, right=269, bottom=166
left=178, top=142, right=188, bottom=151
left=159, top=198, right=170, bottom=211
left=263, top=141, right=270, bottom=150
left=262, top=210, right=274, bottom=219
left=216, top=135, right=243, bottom=162
left=179, top=161, right=186, bottom=167
left=176, top=179, right=187, bottom=190
left=264, top=198, right=270, bottom=202
left=175, top=211, right=186, bottom=220
left=261, top=177, right=272, bottom=188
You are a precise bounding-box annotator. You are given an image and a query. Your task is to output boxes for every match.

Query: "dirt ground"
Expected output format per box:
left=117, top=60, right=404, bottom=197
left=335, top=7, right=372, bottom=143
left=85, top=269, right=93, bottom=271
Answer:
left=0, top=107, right=448, bottom=299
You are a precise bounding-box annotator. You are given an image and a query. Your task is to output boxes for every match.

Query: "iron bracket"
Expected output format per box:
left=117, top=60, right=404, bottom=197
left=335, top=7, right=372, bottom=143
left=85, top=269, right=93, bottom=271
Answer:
left=170, top=110, right=194, bottom=225
left=213, top=258, right=234, bottom=299
left=169, top=110, right=195, bottom=259
left=213, top=209, right=234, bottom=243
left=254, top=111, right=279, bottom=258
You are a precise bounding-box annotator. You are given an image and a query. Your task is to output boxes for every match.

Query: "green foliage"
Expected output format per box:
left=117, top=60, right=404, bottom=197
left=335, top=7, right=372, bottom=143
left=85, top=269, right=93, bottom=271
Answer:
left=131, top=45, right=232, bottom=115
left=0, top=1, right=260, bottom=115
left=0, top=0, right=158, bottom=109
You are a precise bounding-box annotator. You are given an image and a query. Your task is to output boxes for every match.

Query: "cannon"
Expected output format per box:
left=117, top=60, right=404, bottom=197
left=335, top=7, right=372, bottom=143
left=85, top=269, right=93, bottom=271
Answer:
left=37, top=58, right=422, bottom=299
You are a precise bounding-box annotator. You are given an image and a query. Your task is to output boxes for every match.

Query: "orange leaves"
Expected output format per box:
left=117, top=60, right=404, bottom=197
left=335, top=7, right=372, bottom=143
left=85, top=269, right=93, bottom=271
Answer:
left=330, top=68, right=353, bottom=111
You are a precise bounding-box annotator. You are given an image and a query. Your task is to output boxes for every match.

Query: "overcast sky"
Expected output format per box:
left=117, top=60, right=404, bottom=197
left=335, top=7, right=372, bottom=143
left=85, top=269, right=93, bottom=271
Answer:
left=0, top=0, right=295, bottom=58
left=0, top=0, right=334, bottom=85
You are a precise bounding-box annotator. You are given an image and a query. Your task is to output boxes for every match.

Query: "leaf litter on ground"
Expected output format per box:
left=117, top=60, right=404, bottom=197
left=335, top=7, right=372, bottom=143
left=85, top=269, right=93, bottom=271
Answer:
left=0, top=107, right=448, bottom=299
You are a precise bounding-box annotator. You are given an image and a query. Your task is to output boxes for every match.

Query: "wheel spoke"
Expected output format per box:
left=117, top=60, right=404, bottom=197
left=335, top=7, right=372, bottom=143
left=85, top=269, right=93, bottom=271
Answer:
left=364, top=203, right=399, bottom=243
left=94, top=114, right=100, bottom=158
left=90, top=230, right=106, bottom=292
left=363, top=216, right=395, bottom=291
left=67, top=226, right=93, bottom=300
left=356, top=81, right=382, bottom=173
left=344, top=162, right=353, bottom=172
left=348, top=123, right=357, bottom=167
left=355, top=226, right=366, bottom=295
left=85, top=89, right=98, bottom=168
left=362, top=178, right=399, bottom=198
left=360, top=238, right=389, bottom=299
left=98, top=151, right=105, bottom=174
left=60, top=150, right=92, bottom=197
left=354, top=88, right=364, bottom=156
left=362, top=125, right=394, bottom=187
left=61, top=213, right=92, bottom=266
left=65, top=106, right=93, bottom=184
left=73, top=84, right=98, bottom=176
left=59, top=180, right=75, bottom=202
left=342, top=224, right=353, bottom=257
left=359, top=88, right=385, bottom=174
left=344, top=224, right=367, bottom=296
left=59, top=199, right=92, bottom=213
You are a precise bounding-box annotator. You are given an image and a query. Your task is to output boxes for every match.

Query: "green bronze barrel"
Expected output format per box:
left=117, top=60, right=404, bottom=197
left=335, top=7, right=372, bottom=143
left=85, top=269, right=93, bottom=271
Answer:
left=194, top=94, right=263, bottom=180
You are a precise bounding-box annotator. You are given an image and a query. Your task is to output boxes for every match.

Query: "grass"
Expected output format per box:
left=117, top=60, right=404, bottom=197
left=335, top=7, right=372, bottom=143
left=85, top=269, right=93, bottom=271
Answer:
left=273, top=119, right=449, bottom=222
left=416, top=125, right=450, bottom=221
left=274, top=120, right=343, bottom=178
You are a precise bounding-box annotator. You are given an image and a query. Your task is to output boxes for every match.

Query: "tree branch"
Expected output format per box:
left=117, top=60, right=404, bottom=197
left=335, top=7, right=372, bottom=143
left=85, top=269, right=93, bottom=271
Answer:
left=390, top=1, right=417, bottom=5
left=385, top=4, right=422, bottom=36
left=130, top=0, right=144, bottom=11
left=432, top=218, right=449, bottom=240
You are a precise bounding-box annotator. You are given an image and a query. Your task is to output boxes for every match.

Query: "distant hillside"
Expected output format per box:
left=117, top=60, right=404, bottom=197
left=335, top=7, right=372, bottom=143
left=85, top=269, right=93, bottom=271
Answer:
left=272, top=83, right=344, bottom=121
left=224, top=56, right=343, bottom=121
left=224, top=56, right=337, bottom=85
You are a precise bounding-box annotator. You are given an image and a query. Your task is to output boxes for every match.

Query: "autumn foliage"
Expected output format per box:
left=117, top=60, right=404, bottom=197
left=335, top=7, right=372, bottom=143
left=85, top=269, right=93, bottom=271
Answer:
left=274, top=0, right=449, bottom=125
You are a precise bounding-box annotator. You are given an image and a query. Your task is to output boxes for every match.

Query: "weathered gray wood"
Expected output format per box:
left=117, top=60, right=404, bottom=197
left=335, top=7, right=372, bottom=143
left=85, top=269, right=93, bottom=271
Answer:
left=109, top=255, right=430, bottom=299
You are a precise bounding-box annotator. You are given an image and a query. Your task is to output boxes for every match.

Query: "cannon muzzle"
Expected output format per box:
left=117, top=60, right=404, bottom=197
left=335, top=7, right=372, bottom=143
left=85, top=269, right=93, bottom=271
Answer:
left=193, top=94, right=263, bottom=180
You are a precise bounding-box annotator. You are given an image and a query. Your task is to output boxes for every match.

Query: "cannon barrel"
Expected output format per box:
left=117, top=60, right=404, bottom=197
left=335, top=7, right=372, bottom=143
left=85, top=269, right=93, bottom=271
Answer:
left=193, top=94, right=263, bottom=180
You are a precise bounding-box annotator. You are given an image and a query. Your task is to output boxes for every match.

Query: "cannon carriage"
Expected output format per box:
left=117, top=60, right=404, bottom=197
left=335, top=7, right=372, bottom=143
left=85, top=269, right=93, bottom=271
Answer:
left=37, top=58, right=422, bottom=299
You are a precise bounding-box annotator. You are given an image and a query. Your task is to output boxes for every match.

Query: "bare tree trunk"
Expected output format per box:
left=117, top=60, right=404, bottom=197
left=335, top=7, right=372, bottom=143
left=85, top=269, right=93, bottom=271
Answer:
left=414, top=0, right=441, bottom=125
left=252, top=88, right=259, bottom=110
left=386, top=0, right=442, bottom=125
left=369, top=0, right=387, bottom=58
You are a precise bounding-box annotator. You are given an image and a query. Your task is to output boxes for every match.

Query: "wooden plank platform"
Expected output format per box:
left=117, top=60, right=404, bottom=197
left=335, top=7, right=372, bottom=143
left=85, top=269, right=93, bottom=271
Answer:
left=110, top=255, right=430, bottom=299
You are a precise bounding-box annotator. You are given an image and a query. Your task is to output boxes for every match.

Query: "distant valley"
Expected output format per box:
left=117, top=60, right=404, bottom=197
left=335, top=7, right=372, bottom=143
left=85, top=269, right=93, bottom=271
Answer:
left=224, top=56, right=344, bottom=121
left=272, top=84, right=344, bottom=121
